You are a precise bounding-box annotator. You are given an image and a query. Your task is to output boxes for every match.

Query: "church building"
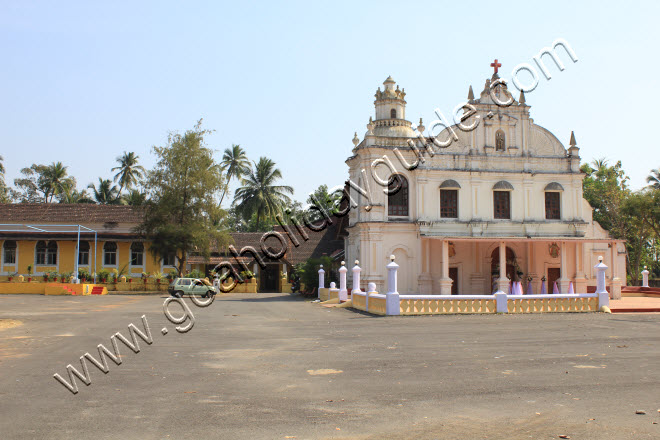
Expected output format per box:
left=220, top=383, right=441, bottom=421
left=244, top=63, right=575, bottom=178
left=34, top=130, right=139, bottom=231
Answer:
left=345, top=68, right=626, bottom=297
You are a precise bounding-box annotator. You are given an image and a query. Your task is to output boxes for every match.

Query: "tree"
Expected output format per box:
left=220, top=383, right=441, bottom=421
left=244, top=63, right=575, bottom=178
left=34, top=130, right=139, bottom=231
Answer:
left=233, top=157, right=294, bottom=231
left=304, top=184, right=344, bottom=222
left=581, top=160, right=629, bottom=232
left=0, top=155, right=9, bottom=203
left=296, top=256, right=334, bottom=293
left=219, top=144, right=250, bottom=206
left=647, top=168, right=660, bottom=190
left=121, top=189, right=147, bottom=206
left=10, top=162, right=76, bottom=203
left=12, top=164, right=45, bottom=203
left=58, top=188, right=95, bottom=204
left=41, top=162, right=76, bottom=202
left=88, top=178, right=120, bottom=204
left=139, top=120, right=230, bottom=276
left=112, top=151, right=146, bottom=199
left=621, top=192, right=655, bottom=285
left=582, top=161, right=660, bottom=284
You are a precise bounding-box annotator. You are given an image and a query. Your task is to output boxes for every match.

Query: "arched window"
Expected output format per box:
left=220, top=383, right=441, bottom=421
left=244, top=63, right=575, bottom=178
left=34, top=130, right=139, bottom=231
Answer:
left=78, top=241, right=90, bottom=265
left=3, top=240, right=17, bottom=264
left=493, top=181, right=513, bottom=220
left=130, top=242, right=144, bottom=266
left=495, top=129, right=506, bottom=151
left=388, top=174, right=409, bottom=217
left=544, top=182, right=563, bottom=220
left=35, top=240, right=57, bottom=265
left=103, top=241, right=117, bottom=266
left=390, top=108, right=397, bottom=119
left=439, top=180, right=461, bottom=218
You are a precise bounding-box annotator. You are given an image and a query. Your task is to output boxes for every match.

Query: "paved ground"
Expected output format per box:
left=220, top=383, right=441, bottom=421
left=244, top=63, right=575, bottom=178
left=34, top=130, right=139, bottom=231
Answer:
left=611, top=296, right=660, bottom=312
left=1, top=293, right=660, bottom=440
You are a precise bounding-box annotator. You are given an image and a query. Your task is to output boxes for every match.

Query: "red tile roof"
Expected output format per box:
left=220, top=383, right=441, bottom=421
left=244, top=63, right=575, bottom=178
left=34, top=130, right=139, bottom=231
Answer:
left=0, top=203, right=145, bottom=224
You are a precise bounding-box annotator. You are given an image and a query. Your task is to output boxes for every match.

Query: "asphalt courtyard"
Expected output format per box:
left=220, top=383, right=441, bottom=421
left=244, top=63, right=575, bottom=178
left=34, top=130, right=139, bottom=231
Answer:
left=1, top=293, right=660, bottom=440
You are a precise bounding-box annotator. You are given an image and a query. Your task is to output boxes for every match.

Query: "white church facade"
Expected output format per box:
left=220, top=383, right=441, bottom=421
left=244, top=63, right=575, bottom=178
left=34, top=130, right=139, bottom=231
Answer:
left=344, top=71, right=626, bottom=298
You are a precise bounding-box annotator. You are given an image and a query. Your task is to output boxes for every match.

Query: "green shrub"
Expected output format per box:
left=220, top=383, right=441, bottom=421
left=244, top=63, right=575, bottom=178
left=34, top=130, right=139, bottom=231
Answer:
left=187, top=269, right=205, bottom=279
left=98, top=269, right=110, bottom=283
left=78, top=267, right=90, bottom=281
left=297, top=256, right=334, bottom=293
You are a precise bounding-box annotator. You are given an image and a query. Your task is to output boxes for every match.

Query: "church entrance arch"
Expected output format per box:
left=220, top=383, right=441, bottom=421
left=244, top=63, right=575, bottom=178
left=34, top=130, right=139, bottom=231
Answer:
left=490, top=247, right=518, bottom=290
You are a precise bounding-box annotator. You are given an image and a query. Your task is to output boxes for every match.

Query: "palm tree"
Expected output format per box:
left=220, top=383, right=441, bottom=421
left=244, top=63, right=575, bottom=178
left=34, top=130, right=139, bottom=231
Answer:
left=40, top=162, right=76, bottom=203
left=111, top=152, right=146, bottom=199
left=647, top=168, right=660, bottom=189
left=59, top=188, right=94, bottom=204
left=591, top=158, right=608, bottom=171
left=219, top=145, right=251, bottom=206
left=88, top=178, right=120, bottom=204
left=233, top=157, right=294, bottom=230
left=121, top=189, right=147, bottom=206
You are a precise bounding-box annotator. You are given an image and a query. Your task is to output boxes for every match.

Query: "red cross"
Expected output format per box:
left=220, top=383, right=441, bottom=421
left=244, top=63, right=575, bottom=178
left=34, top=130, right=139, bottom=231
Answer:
left=490, top=59, right=502, bottom=74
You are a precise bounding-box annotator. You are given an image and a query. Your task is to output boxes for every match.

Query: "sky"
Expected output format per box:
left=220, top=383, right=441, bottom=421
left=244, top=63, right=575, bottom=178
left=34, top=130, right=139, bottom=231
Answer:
left=1, top=0, right=659, bottom=205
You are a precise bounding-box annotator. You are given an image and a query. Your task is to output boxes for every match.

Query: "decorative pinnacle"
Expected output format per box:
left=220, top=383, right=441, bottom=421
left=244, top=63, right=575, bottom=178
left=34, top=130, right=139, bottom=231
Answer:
left=468, top=85, right=474, bottom=101
left=390, top=255, right=395, bottom=261
left=569, top=131, right=577, bottom=147
left=352, top=132, right=359, bottom=147
left=519, top=90, right=526, bottom=104
left=417, top=117, right=425, bottom=133
left=598, top=256, right=604, bottom=262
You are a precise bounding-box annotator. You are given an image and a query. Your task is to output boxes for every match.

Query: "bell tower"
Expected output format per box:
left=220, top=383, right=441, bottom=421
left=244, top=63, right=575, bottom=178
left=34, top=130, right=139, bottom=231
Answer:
left=374, top=76, right=406, bottom=121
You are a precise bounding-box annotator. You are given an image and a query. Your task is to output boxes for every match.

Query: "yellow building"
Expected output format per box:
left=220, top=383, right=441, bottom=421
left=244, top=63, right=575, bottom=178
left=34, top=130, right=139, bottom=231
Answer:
left=0, top=204, right=172, bottom=280
left=0, top=204, right=345, bottom=292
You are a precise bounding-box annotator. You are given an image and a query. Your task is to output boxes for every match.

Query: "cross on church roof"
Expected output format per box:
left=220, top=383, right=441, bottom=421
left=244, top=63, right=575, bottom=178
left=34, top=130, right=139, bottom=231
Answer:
left=490, top=59, right=502, bottom=74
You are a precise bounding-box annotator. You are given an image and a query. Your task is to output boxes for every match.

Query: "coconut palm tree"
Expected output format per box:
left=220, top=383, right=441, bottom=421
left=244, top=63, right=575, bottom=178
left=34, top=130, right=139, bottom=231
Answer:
left=647, top=168, right=660, bottom=190
left=121, top=189, right=147, bottom=206
left=591, top=158, right=608, bottom=171
left=233, top=157, right=293, bottom=230
left=88, top=178, right=120, bottom=204
left=219, top=144, right=251, bottom=206
left=111, top=152, right=146, bottom=199
left=59, top=188, right=94, bottom=204
left=40, top=162, right=76, bottom=203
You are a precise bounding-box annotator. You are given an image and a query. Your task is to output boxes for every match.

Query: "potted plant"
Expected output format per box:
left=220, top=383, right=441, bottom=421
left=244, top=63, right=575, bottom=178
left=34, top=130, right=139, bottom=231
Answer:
left=98, top=269, right=110, bottom=284
left=154, top=271, right=164, bottom=286
left=43, top=272, right=49, bottom=282
left=8, top=272, right=16, bottom=282
left=26, top=265, right=32, bottom=282
left=78, top=268, right=90, bottom=283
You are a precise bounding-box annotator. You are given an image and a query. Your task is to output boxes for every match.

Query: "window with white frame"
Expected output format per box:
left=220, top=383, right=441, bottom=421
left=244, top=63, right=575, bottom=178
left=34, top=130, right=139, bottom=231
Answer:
left=130, top=242, right=144, bottom=266
left=103, top=241, right=117, bottom=266
left=3, top=240, right=17, bottom=264
left=35, top=240, right=57, bottom=265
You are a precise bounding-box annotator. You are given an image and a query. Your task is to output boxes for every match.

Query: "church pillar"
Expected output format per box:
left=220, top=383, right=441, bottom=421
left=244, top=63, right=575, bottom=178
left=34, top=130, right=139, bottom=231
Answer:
left=418, top=238, right=432, bottom=294
left=496, top=241, right=510, bottom=293
left=610, top=241, right=622, bottom=299
left=438, top=239, right=453, bottom=295
left=558, top=241, right=570, bottom=293
left=526, top=241, right=538, bottom=294
left=575, top=241, right=587, bottom=293
left=470, top=240, right=485, bottom=294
